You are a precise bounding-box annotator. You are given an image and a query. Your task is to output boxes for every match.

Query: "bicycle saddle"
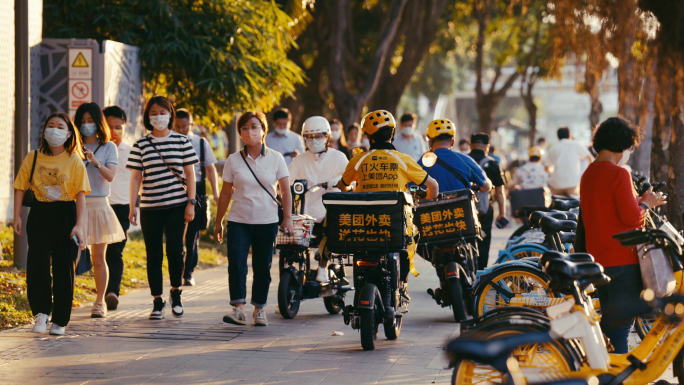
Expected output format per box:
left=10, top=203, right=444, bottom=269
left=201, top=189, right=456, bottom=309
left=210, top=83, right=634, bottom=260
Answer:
left=446, top=332, right=553, bottom=372
left=560, top=232, right=576, bottom=244
left=563, top=212, right=579, bottom=222
left=529, top=211, right=567, bottom=227
left=538, top=251, right=594, bottom=271
left=540, top=216, right=577, bottom=233
left=546, top=260, right=610, bottom=294
left=552, top=199, right=580, bottom=211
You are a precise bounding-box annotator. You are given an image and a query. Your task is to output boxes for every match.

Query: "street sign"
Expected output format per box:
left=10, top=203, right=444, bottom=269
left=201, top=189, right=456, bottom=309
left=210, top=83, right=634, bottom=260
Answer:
left=68, top=48, right=92, bottom=79
left=68, top=79, right=92, bottom=114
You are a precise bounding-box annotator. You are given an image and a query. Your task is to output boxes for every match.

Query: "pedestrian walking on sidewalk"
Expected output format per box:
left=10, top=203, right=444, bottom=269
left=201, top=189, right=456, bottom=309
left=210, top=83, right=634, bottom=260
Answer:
left=265, top=108, right=305, bottom=166
left=215, top=111, right=294, bottom=327
left=75, top=103, right=126, bottom=319
left=327, top=118, right=350, bottom=159
left=542, top=127, right=594, bottom=196
left=127, top=96, right=199, bottom=320
left=13, top=112, right=90, bottom=336
left=173, top=108, right=220, bottom=286
left=392, top=112, right=427, bottom=161
left=102, top=105, right=132, bottom=311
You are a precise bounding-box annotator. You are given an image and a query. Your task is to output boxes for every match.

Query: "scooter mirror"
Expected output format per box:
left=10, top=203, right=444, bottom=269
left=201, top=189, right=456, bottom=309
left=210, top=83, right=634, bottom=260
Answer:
left=293, top=181, right=305, bottom=195
left=422, top=151, right=438, bottom=168
left=351, top=147, right=365, bottom=157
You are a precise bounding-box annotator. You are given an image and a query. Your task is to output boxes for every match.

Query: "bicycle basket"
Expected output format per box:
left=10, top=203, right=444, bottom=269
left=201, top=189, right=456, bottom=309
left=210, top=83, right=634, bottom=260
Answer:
left=276, top=214, right=315, bottom=248
left=323, top=191, right=412, bottom=253
left=415, top=189, right=480, bottom=244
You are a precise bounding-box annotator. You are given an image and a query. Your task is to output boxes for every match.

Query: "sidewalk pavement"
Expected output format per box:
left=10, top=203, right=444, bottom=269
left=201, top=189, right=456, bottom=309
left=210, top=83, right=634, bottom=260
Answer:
left=0, top=226, right=675, bottom=384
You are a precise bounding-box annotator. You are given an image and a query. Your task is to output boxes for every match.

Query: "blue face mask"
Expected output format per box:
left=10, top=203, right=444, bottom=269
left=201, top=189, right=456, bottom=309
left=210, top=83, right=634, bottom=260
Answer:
left=79, top=123, right=97, bottom=138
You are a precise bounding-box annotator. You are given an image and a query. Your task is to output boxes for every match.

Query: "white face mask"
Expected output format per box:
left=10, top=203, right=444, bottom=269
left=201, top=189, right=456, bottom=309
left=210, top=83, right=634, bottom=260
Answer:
left=400, top=126, right=413, bottom=136
left=361, top=138, right=370, bottom=148
left=150, top=114, right=170, bottom=130
left=44, top=128, right=69, bottom=147
left=618, top=149, right=631, bottom=166
left=331, top=130, right=341, bottom=140
left=274, top=128, right=288, bottom=136
left=306, top=138, right=327, bottom=153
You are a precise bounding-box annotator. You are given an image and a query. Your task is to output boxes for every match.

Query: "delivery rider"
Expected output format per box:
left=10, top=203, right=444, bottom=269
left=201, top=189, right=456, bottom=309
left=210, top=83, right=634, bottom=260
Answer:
left=337, top=110, right=439, bottom=302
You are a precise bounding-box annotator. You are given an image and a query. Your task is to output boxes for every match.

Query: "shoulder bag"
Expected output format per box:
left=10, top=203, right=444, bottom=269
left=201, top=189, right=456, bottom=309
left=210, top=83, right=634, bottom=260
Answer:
left=196, top=138, right=209, bottom=229
left=474, top=157, right=493, bottom=214
left=21, top=151, right=39, bottom=207
left=240, top=152, right=284, bottom=225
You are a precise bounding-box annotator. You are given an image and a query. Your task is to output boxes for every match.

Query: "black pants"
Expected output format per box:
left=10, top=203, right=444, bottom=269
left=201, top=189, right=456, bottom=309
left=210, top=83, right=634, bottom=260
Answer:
left=26, top=200, right=78, bottom=327
left=477, top=206, right=494, bottom=270
left=105, top=204, right=130, bottom=296
left=598, top=264, right=649, bottom=353
left=140, top=205, right=187, bottom=296
left=183, top=203, right=202, bottom=280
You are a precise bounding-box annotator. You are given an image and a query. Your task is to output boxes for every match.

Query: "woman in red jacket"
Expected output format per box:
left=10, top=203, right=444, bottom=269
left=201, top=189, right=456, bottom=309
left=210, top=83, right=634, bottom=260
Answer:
left=580, top=117, right=666, bottom=353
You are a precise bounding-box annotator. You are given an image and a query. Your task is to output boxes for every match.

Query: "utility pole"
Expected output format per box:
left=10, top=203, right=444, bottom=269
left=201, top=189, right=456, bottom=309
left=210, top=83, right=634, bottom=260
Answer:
left=14, top=0, right=30, bottom=269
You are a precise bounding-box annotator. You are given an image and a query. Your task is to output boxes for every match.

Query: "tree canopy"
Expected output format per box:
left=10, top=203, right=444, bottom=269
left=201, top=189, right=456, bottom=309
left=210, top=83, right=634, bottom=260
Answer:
left=44, top=0, right=305, bottom=126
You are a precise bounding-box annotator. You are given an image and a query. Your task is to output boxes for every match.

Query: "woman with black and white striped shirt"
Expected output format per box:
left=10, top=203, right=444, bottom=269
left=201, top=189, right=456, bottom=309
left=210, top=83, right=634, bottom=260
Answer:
left=127, top=96, right=198, bottom=320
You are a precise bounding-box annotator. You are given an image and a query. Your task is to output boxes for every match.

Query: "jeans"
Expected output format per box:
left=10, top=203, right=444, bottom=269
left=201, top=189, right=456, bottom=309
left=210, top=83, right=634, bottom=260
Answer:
left=183, top=205, right=201, bottom=280
left=598, top=264, right=650, bottom=353
left=226, top=221, right=278, bottom=307
left=140, top=205, right=188, bottom=296
left=106, top=204, right=130, bottom=296
left=477, top=206, right=494, bottom=270
left=26, top=200, right=78, bottom=327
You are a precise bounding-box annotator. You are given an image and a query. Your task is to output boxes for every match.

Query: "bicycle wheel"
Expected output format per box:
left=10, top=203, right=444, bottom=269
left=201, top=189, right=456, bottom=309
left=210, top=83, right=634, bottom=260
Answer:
left=472, top=266, right=556, bottom=318
left=451, top=327, right=578, bottom=384
left=634, top=314, right=658, bottom=340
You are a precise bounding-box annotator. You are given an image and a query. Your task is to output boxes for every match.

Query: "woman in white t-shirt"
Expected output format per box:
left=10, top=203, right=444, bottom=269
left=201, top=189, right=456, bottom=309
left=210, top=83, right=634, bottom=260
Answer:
left=215, top=111, right=294, bottom=327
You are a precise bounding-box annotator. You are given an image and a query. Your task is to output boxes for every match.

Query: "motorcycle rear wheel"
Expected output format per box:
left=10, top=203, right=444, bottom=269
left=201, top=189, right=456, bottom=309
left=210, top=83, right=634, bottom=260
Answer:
left=360, top=308, right=378, bottom=350
left=324, top=295, right=344, bottom=315
left=448, top=277, right=468, bottom=322
left=277, top=272, right=300, bottom=319
left=383, top=312, right=402, bottom=340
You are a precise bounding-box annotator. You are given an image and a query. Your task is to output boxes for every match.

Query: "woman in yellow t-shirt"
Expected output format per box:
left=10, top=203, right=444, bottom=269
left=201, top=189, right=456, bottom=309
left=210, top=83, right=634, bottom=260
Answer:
left=13, top=112, right=91, bottom=336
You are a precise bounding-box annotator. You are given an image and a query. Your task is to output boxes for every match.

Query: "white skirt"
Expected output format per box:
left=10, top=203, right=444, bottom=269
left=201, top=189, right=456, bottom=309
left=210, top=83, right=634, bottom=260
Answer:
left=84, top=197, right=126, bottom=245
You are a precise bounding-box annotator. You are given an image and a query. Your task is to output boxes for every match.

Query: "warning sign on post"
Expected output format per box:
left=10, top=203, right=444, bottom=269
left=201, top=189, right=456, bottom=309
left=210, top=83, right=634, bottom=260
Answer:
left=68, top=48, right=92, bottom=79
left=68, top=79, right=92, bottom=115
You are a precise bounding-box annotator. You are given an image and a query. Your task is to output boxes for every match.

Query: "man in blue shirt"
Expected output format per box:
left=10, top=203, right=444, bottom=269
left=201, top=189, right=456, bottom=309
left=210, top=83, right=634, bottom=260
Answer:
left=418, top=119, right=492, bottom=194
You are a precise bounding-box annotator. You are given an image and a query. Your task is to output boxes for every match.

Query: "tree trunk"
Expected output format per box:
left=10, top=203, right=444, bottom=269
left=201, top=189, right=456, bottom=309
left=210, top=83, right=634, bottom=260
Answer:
left=667, top=95, right=684, bottom=230
left=630, top=59, right=657, bottom=175
left=650, top=105, right=670, bottom=182
left=521, top=81, right=537, bottom=148
left=615, top=0, right=639, bottom=125
left=477, top=99, right=496, bottom=134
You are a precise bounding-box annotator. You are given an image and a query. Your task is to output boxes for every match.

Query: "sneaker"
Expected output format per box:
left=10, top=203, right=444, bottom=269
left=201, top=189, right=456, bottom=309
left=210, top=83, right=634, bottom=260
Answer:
left=400, top=283, right=411, bottom=303
left=32, top=313, right=49, bottom=334
left=253, top=308, right=268, bottom=326
left=275, top=306, right=280, bottom=314
left=223, top=307, right=247, bottom=325
left=91, top=301, right=107, bottom=318
left=49, top=323, right=65, bottom=336
left=149, top=297, right=166, bottom=320
left=315, top=267, right=329, bottom=283
left=183, top=277, right=195, bottom=286
left=169, top=289, right=184, bottom=318
left=105, top=292, right=119, bottom=311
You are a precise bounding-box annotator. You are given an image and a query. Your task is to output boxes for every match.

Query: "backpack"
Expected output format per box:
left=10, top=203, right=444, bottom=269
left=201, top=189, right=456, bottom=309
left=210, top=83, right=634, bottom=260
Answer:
left=474, top=157, right=493, bottom=214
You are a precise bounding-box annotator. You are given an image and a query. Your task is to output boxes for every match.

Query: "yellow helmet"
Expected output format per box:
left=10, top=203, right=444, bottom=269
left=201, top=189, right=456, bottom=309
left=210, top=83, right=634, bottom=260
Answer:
left=426, top=119, right=456, bottom=139
left=361, top=110, right=396, bottom=136
left=529, top=146, right=545, bottom=158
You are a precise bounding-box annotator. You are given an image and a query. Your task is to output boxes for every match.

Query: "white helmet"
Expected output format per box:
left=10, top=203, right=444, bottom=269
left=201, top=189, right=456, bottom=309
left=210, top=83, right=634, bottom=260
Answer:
left=302, top=116, right=331, bottom=136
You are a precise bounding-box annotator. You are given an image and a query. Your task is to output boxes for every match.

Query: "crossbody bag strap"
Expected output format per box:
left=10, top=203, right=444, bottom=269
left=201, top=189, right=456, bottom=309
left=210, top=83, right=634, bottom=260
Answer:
left=435, top=157, right=471, bottom=189
left=84, top=142, right=104, bottom=168
left=240, top=152, right=280, bottom=206
left=27, top=150, right=38, bottom=188
left=146, top=136, right=187, bottom=190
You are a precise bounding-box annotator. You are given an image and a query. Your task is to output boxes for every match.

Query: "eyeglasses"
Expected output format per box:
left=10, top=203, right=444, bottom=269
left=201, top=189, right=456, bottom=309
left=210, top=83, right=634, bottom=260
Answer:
left=240, top=125, right=263, bottom=132
left=303, top=133, right=327, bottom=140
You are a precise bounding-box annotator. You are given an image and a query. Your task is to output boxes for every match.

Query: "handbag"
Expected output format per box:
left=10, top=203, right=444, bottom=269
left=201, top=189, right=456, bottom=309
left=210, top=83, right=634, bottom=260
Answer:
left=21, top=150, right=38, bottom=207
left=240, top=152, right=284, bottom=225
left=196, top=138, right=209, bottom=230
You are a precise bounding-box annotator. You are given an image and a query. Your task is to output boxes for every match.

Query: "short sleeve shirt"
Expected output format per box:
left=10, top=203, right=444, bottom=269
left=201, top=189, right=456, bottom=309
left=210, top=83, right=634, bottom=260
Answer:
left=14, top=150, right=91, bottom=202
left=265, top=130, right=305, bottom=166
left=83, top=141, right=118, bottom=197
left=419, top=148, right=487, bottom=192
left=469, top=150, right=505, bottom=187
left=392, top=133, right=428, bottom=161
left=222, top=146, right=289, bottom=224
left=542, top=139, right=591, bottom=189
left=109, top=142, right=132, bottom=205
left=341, top=149, right=428, bottom=192
left=127, top=131, right=199, bottom=209
left=512, top=162, right=549, bottom=190
left=187, top=132, right=218, bottom=179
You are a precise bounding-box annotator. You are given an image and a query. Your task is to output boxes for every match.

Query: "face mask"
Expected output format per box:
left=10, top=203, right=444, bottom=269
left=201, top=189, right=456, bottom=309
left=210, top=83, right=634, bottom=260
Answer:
left=618, top=150, right=631, bottom=166
left=44, top=128, right=69, bottom=147
left=331, top=130, right=341, bottom=140
left=241, top=128, right=263, bottom=144
left=361, top=138, right=370, bottom=148
left=274, top=128, right=288, bottom=136
left=401, top=127, right=413, bottom=136
left=150, top=114, right=170, bottom=130
left=79, top=123, right=97, bottom=138
left=306, top=138, right=327, bottom=153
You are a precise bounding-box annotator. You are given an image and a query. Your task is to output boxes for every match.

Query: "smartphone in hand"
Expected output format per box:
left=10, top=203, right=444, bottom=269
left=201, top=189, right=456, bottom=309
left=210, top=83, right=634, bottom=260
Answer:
left=72, top=234, right=80, bottom=247
left=496, top=217, right=509, bottom=229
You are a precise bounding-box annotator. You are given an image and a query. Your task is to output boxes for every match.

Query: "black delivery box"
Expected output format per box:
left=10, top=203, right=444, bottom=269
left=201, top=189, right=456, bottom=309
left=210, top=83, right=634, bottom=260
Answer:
left=323, top=191, right=413, bottom=253
left=415, top=189, right=480, bottom=244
